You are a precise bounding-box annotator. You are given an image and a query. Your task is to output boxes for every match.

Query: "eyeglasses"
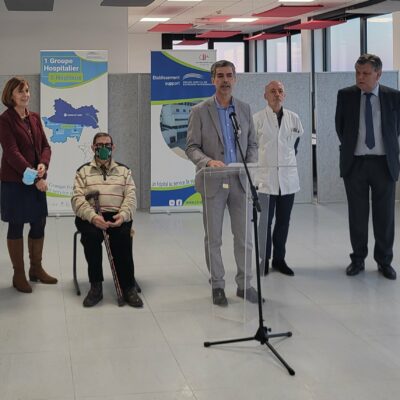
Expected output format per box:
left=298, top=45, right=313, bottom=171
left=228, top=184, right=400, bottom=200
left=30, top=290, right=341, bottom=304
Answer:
left=94, top=143, right=112, bottom=149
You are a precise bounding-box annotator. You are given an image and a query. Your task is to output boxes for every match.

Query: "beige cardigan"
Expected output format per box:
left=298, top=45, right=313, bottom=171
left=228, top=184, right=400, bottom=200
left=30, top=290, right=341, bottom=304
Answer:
left=71, top=158, right=136, bottom=223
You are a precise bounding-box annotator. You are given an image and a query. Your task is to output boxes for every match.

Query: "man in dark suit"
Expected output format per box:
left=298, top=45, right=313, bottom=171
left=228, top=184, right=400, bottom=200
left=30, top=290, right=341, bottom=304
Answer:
left=335, top=53, right=400, bottom=280
left=186, top=60, right=259, bottom=306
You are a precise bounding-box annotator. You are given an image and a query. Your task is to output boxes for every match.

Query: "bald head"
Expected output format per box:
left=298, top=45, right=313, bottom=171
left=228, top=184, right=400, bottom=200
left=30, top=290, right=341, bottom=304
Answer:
left=264, top=80, right=285, bottom=113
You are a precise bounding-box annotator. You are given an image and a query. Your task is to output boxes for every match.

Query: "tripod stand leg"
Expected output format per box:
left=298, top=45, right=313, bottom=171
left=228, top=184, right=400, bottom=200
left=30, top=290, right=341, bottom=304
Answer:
left=204, top=336, right=254, bottom=347
left=264, top=340, right=295, bottom=376
left=204, top=330, right=295, bottom=375
left=267, top=332, right=292, bottom=339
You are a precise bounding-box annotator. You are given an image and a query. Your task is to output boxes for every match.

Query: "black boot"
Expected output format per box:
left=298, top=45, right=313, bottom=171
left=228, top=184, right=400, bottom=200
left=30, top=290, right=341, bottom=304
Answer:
left=83, top=282, right=103, bottom=307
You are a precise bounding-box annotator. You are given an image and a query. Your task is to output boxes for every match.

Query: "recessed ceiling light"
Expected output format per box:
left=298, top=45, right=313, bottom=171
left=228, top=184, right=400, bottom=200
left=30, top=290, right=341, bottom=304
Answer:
left=140, top=17, right=170, bottom=22
left=227, top=18, right=259, bottom=23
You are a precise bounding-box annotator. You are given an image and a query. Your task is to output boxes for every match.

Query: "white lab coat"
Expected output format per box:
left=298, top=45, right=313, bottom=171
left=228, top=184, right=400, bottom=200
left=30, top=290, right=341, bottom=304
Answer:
left=253, top=105, right=304, bottom=195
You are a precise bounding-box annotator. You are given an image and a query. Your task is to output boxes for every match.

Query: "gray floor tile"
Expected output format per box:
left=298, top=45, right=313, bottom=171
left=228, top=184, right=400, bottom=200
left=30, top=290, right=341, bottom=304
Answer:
left=0, top=202, right=399, bottom=399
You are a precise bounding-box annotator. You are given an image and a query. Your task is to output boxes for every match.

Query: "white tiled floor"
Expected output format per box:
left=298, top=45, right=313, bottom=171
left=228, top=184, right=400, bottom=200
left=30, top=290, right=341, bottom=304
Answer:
left=0, top=202, right=400, bottom=399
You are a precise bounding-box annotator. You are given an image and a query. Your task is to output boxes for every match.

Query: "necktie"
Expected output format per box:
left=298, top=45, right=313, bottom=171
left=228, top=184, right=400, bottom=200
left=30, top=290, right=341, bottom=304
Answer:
left=364, top=93, right=375, bottom=150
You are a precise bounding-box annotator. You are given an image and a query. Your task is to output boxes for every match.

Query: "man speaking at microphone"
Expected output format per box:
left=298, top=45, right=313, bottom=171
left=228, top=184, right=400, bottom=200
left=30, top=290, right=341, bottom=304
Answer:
left=186, top=60, right=258, bottom=306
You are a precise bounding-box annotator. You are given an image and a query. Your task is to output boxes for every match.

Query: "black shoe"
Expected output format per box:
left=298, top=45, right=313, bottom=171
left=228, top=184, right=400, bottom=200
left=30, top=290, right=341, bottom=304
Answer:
left=124, top=287, right=144, bottom=308
left=346, top=261, right=365, bottom=276
left=212, top=288, right=228, bottom=307
left=272, top=259, right=294, bottom=276
left=236, top=287, right=265, bottom=304
left=83, top=282, right=103, bottom=307
left=377, top=264, right=397, bottom=280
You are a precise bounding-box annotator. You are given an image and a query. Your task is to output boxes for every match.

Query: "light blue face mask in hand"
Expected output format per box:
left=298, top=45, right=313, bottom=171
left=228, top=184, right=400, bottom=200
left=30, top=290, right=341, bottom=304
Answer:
left=22, top=167, right=38, bottom=185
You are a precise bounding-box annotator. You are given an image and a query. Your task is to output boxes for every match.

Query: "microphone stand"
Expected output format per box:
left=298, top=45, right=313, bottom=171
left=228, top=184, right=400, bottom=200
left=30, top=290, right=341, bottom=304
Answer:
left=203, top=114, right=295, bottom=376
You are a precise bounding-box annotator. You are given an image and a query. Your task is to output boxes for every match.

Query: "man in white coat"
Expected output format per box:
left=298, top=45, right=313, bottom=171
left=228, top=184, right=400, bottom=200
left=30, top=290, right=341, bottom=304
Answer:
left=253, top=81, right=303, bottom=276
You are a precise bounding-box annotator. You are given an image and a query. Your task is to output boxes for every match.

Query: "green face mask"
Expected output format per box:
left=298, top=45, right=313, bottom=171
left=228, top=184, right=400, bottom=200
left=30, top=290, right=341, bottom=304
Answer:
left=95, top=145, right=112, bottom=160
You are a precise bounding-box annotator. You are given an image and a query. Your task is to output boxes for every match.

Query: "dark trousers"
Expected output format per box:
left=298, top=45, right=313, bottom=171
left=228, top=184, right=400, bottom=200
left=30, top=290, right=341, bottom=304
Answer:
left=75, top=213, right=136, bottom=291
left=343, top=156, right=396, bottom=266
left=258, top=192, right=295, bottom=263
left=7, top=217, right=46, bottom=239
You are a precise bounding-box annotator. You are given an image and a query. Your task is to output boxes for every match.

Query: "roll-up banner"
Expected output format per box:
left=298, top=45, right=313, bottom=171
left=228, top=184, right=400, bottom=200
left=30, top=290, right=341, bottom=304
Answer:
left=40, top=50, right=108, bottom=215
left=150, top=50, right=216, bottom=213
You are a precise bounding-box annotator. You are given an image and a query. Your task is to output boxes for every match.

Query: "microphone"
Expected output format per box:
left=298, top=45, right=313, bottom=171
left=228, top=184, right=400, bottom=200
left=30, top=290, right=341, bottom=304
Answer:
left=229, top=112, right=241, bottom=136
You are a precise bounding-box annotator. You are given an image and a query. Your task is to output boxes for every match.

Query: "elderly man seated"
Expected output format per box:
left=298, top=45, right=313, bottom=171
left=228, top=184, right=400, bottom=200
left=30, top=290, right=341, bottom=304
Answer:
left=71, top=132, right=143, bottom=308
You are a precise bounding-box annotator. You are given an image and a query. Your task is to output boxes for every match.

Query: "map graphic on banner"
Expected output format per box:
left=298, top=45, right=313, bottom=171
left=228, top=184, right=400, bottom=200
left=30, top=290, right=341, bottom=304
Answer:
left=40, top=50, right=108, bottom=215
left=151, top=50, right=216, bottom=212
left=43, top=99, right=99, bottom=143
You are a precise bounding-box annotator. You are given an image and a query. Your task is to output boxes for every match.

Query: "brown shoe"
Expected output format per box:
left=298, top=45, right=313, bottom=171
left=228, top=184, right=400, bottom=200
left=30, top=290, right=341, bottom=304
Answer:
left=7, top=239, right=32, bottom=293
left=28, top=237, right=58, bottom=284
left=13, top=273, right=32, bottom=293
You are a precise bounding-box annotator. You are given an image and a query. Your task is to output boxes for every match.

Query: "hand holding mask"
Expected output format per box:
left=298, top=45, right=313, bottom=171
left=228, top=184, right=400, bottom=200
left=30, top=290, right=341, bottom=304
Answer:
left=22, top=167, right=38, bottom=185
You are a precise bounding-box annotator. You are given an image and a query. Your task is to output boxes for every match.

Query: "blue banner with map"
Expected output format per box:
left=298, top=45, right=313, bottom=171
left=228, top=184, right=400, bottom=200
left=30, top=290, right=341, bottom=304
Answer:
left=40, top=50, right=108, bottom=214
left=150, top=50, right=216, bottom=212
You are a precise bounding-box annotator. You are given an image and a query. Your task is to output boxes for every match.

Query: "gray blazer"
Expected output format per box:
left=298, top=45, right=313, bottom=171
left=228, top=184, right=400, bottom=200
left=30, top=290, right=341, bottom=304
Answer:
left=186, top=96, right=258, bottom=197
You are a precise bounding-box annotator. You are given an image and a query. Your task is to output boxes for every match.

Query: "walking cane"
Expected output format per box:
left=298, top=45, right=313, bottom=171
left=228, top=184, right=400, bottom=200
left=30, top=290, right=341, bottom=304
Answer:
left=85, top=190, right=125, bottom=306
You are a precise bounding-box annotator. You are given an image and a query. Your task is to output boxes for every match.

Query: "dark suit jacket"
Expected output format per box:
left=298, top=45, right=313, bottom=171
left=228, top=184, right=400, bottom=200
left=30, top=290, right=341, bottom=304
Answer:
left=0, top=107, right=51, bottom=182
left=335, top=84, right=400, bottom=181
left=186, top=96, right=258, bottom=196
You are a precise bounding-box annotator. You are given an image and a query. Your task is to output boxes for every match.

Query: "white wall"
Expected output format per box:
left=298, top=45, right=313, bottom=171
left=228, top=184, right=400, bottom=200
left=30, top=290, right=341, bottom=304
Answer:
left=128, top=33, right=161, bottom=72
left=0, top=0, right=128, bottom=74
